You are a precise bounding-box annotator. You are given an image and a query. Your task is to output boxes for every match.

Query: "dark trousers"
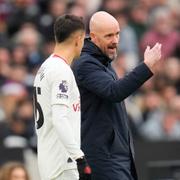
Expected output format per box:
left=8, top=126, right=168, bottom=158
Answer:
left=87, top=155, right=137, bottom=180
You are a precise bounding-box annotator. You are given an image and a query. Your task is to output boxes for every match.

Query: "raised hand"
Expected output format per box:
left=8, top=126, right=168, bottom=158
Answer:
left=144, top=43, right=162, bottom=73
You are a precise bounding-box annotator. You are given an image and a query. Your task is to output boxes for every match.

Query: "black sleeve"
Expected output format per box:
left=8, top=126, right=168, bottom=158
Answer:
left=76, top=57, right=153, bottom=102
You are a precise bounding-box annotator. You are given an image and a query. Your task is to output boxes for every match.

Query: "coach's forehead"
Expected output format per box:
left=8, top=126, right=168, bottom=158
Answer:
left=89, top=11, right=119, bottom=33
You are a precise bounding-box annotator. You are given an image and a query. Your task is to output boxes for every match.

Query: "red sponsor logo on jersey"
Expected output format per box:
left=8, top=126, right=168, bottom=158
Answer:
left=73, top=102, right=80, bottom=112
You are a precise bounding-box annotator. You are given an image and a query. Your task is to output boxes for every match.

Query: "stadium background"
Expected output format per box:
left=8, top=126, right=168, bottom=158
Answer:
left=0, top=0, right=179, bottom=179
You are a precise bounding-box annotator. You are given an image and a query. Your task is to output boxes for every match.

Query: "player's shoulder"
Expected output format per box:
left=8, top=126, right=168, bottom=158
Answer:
left=46, top=55, right=67, bottom=66
left=44, top=55, right=69, bottom=72
left=35, top=55, right=70, bottom=81
left=46, top=55, right=73, bottom=79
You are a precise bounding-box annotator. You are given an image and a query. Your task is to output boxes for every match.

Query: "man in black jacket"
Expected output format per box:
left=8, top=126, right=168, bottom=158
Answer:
left=72, top=11, right=161, bottom=180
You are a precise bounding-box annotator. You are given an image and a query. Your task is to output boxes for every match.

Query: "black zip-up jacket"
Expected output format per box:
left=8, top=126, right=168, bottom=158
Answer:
left=72, top=38, right=153, bottom=180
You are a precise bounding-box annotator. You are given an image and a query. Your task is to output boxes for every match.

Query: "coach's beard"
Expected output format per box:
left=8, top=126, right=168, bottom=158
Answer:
left=107, top=47, right=118, bottom=60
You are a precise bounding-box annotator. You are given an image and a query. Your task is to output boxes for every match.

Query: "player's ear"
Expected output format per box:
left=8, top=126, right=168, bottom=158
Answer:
left=75, top=38, right=78, bottom=47
left=75, top=35, right=81, bottom=47
left=74, top=31, right=84, bottom=47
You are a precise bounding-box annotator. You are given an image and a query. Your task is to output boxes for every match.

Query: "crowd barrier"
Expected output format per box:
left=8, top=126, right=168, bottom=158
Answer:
left=134, top=140, right=180, bottom=180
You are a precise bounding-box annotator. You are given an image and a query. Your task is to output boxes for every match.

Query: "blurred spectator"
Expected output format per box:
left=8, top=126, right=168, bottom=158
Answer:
left=0, top=161, right=30, bottom=180
left=0, top=1, right=11, bottom=46
left=129, top=3, right=148, bottom=41
left=167, top=0, right=180, bottom=30
left=163, top=57, right=180, bottom=93
left=140, top=91, right=163, bottom=122
left=138, top=96, right=180, bottom=141
left=15, top=98, right=34, bottom=140
left=161, top=85, right=177, bottom=105
left=41, top=40, right=55, bottom=60
left=76, top=0, right=102, bottom=15
left=73, top=0, right=102, bottom=34
left=114, top=10, right=139, bottom=70
left=163, top=96, right=180, bottom=140
left=111, top=52, right=126, bottom=78
left=0, top=82, right=28, bottom=121
left=140, top=6, right=180, bottom=59
left=0, top=98, right=35, bottom=149
left=0, top=47, right=11, bottom=86
left=11, top=45, right=28, bottom=66
left=100, top=0, right=128, bottom=14
left=138, top=0, right=167, bottom=10
left=67, top=2, right=87, bottom=18
left=9, top=65, right=27, bottom=84
left=12, top=23, right=44, bottom=72
left=136, top=91, right=164, bottom=139
left=38, top=0, right=67, bottom=41
left=7, top=0, right=40, bottom=36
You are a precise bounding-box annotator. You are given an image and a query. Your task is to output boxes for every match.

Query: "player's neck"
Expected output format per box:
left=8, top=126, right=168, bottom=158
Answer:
left=53, top=44, right=75, bottom=65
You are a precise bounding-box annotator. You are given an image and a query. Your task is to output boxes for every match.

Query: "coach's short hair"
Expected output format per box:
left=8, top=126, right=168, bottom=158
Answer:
left=54, top=14, right=85, bottom=43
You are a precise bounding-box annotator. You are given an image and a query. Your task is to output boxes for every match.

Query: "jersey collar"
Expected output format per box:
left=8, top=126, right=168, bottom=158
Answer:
left=52, top=54, right=68, bottom=64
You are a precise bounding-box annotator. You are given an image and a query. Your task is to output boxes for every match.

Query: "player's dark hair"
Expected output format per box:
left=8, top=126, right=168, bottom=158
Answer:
left=54, top=14, right=85, bottom=43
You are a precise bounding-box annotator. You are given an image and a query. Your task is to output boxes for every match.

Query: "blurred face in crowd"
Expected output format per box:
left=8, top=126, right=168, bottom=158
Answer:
left=164, top=57, right=180, bottom=81
left=103, top=0, right=127, bottom=13
left=151, top=8, right=173, bottom=35
left=0, top=48, right=10, bottom=63
left=10, top=167, right=27, bottom=180
left=68, top=3, right=86, bottom=17
left=130, top=5, right=148, bottom=24
left=90, top=11, right=120, bottom=60
left=12, top=45, right=27, bottom=65
left=154, top=15, right=172, bottom=35
left=0, top=162, right=29, bottom=180
left=50, top=0, right=67, bottom=17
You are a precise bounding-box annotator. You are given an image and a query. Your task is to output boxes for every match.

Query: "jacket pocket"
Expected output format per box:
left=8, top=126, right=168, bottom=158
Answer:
left=109, top=128, right=130, bottom=157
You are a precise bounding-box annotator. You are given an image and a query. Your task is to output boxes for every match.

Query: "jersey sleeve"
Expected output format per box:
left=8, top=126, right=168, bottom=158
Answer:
left=52, top=104, right=84, bottom=160
left=50, top=68, right=71, bottom=107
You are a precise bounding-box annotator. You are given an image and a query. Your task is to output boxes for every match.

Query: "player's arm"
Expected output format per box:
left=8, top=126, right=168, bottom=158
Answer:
left=52, top=104, right=84, bottom=160
left=49, top=68, right=91, bottom=179
left=49, top=67, right=83, bottom=159
left=52, top=105, right=91, bottom=179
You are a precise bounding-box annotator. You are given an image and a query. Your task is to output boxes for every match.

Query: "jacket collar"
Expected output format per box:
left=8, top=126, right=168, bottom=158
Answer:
left=82, top=37, right=112, bottom=66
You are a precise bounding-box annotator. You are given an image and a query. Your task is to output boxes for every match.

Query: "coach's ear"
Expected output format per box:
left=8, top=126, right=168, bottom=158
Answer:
left=89, top=31, right=98, bottom=44
left=89, top=32, right=94, bottom=40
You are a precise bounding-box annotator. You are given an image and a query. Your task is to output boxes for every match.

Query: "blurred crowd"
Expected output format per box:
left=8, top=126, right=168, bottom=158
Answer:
left=0, top=0, right=180, bottom=155
left=0, top=161, right=30, bottom=180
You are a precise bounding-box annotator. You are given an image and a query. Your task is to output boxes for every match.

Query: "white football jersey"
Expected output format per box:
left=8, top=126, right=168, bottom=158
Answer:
left=33, top=54, right=82, bottom=179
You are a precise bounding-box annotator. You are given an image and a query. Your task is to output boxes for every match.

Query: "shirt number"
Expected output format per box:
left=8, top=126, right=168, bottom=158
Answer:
left=33, top=87, right=44, bottom=129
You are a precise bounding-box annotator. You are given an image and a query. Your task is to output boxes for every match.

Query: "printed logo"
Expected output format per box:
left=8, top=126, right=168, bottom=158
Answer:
left=73, top=102, right=80, bottom=112
left=67, top=157, right=73, bottom=163
left=59, top=80, right=68, bottom=93
left=56, top=94, right=68, bottom=99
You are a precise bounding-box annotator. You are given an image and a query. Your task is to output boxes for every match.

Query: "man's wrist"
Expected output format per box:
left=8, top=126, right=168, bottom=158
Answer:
left=76, top=156, right=86, bottom=163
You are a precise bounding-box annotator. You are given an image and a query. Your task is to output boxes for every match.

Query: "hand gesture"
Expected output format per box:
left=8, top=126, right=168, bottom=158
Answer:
left=144, top=43, right=162, bottom=73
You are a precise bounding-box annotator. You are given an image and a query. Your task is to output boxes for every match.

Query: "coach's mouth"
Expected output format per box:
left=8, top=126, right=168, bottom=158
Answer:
left=108, top=46, right=117, bottom=53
